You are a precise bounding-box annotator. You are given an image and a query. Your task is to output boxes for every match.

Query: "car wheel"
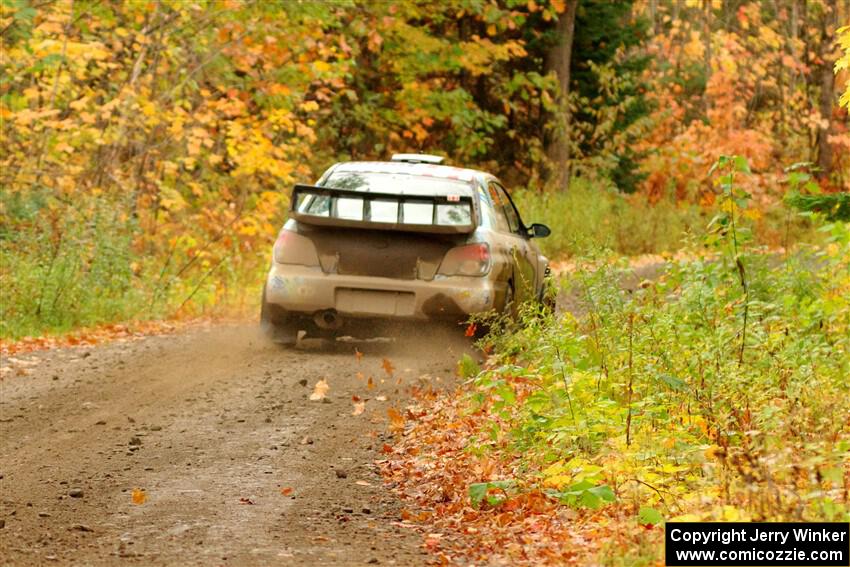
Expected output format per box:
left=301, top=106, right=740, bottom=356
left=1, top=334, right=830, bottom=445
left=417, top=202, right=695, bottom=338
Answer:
left=260, top=285, right=298, bottom=346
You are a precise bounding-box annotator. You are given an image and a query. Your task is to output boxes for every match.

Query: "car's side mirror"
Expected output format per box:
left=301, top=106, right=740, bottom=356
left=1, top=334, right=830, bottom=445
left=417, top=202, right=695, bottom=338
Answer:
left=528, top=223, right=551, bottom=238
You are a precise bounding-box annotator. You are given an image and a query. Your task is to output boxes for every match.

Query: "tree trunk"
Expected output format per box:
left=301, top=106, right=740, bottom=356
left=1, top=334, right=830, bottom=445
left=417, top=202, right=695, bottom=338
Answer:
left=545, top=0, right=578, bottom=190
left=787, top=0, right=801, bottom=98
left=703, top=0, right=712, bottom=112
left=649, top=0, right=657, bottom=35
left=816, top=0, right=837, bottom=177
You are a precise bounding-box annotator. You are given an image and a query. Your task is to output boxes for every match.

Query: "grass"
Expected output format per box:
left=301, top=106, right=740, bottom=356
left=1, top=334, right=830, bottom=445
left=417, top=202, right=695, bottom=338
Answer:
left=513, top=179, right=819, bottom=258
left=380, top=215, right=849, bottom=565
left=384, top=159, right=848, bottom=563
left=0, top=191, right=262, bottom=339
left=514, top=180, right=705, bottom=257
left=454, top=217, right=850, bottom=562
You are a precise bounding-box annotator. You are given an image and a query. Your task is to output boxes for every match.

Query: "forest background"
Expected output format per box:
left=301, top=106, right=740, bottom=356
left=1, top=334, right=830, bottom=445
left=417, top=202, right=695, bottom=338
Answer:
left=1, top=0, right=849, bottom=338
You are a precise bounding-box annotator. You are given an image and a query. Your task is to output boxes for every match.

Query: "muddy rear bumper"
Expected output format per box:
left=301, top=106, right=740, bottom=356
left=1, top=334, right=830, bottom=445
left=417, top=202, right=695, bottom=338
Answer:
left=264, top=264, right=501, bottom=321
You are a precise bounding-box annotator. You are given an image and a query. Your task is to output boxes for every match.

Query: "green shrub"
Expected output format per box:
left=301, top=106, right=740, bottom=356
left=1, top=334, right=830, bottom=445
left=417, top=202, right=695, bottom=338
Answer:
left=786, top=192, right=850, bottom=221
left=1, top=193, right=142, bottom=337
left=513, top=180, right=707, bottom=258
left=469, top=160, right=850, bottom=535
left=0, top=190, right=261, bottom=339
left=471, top=220, right=849, bottom=529
left=513, top=180, right=819, bottom=258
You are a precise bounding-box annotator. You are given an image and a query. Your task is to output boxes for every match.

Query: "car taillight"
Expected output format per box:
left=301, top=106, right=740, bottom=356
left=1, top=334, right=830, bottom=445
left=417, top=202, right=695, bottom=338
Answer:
left=273, top=230, right=320, bottom=267
left=437, top=243, right=490, bottom=277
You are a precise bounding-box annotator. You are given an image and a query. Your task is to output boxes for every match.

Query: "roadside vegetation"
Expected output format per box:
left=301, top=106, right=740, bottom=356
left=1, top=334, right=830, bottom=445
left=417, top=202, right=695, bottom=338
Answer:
left=383, top=157, right=850, bottom=565
left=512, top=179, right=823, bottom=259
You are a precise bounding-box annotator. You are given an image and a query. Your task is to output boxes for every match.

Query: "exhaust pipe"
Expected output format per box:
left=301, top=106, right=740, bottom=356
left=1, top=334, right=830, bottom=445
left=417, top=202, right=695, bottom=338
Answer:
left=314, top=309, right=342, bottom=330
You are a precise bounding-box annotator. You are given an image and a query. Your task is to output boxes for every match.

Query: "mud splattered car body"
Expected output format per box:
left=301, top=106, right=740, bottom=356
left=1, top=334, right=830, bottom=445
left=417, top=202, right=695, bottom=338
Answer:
left=261, top=155, right=551, bottom=342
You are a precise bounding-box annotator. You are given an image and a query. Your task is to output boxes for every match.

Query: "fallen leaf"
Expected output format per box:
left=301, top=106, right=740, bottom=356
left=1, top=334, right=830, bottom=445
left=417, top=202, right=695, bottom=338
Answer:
left=388, top=408, right=405, bottom=431
left=356, top=372, right=365, bottom=380
left=355, top=480, right=371, bottom=486
left=465, top=323, right=477, bottom=337
left=376, top=395, right=387, bottom=402
left=425, top=535, right=442, bottom=549
left=354, top=349, right=363, bottom=363
left=352, top=401, right=366, bottom=416
left=381, top=358, right=395, bottom=376
left=281, top=487, right=293, bottom=496
left=309, top=378, right=329, bottom=401
left=367, top=376, right=374, bottom=390
left=131, top=488, right=146, bottom=505
left=239, top=497, right=255, bottom=505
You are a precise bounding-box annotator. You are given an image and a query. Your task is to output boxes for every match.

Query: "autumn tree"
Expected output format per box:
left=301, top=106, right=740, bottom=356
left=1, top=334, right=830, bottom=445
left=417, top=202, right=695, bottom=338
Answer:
left=569, top=0, right=651, bottom=192
left=838, top=24, right=850, bottom=108
left=544, top=0, right=578, bottom=190
left=814, top=0, right=839, bottom=177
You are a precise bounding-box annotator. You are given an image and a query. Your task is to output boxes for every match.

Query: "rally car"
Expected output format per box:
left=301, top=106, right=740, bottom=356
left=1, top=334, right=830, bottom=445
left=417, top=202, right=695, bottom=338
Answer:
left=261, top=154, right=552, bottom=344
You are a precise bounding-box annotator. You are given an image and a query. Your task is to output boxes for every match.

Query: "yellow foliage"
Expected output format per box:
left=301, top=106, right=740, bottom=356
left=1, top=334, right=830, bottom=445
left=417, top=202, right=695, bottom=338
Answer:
left=837, top=26, right=850, bottom=109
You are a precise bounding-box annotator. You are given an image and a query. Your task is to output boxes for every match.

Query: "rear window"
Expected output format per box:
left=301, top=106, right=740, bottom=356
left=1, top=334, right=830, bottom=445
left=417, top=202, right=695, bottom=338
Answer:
left=294, top=171, right=475, bottom=227
left=402, top=201, right=433, bottom=224
left=323, top=171, right=471, bottom=197
left=436, top=203, right=472, bottom=226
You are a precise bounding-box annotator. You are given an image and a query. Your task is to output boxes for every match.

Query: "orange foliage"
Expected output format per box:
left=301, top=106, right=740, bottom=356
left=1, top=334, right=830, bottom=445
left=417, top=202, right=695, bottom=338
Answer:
left=636, top=3, right=849, bottom=205
left=380, top=386, right=661, bottom=565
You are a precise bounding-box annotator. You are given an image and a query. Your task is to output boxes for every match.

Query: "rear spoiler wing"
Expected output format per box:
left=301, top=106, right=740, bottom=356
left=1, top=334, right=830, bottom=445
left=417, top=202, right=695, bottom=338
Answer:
left=289, top=184, right=478, bottom=235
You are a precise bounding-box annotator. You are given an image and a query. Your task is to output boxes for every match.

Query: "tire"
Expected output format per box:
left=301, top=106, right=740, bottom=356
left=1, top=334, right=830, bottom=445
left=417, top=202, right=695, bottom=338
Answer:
left=260, top=285, right=298, bottom=346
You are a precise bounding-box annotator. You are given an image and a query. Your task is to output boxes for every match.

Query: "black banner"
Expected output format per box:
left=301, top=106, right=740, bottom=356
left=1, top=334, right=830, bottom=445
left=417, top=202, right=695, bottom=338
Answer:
left=665, top=522, right=850, bottom=566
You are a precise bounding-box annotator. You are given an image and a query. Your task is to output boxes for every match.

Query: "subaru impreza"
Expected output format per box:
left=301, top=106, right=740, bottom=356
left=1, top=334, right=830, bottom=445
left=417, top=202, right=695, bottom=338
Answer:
left=261, top=154, right=552, bottom=344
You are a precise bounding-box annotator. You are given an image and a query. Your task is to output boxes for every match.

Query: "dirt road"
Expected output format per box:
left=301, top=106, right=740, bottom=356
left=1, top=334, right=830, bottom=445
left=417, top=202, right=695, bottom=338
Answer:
left=0, top=324, right=472, bottom=566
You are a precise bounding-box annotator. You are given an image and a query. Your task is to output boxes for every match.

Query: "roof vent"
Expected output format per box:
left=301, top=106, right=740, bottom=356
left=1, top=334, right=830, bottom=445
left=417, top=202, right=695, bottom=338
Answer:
left=390, top=153, right=445, bottom=165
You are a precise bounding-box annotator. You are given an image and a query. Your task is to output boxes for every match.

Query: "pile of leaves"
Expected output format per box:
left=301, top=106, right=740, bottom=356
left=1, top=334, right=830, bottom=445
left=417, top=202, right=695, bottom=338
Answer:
left=381, top=385, right=653, bottom=565
left=382, top=178, right=850, bottom=563
left=0, top=317, right=217, bottom=358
